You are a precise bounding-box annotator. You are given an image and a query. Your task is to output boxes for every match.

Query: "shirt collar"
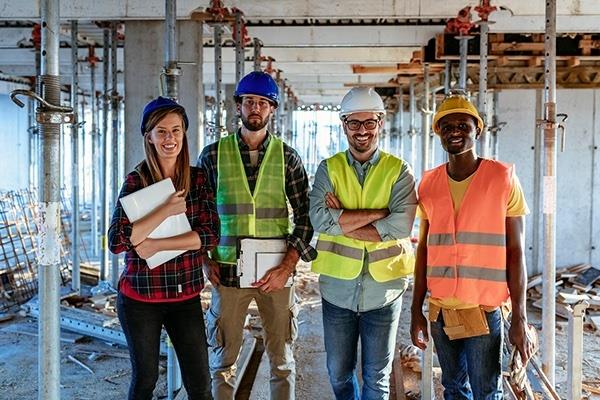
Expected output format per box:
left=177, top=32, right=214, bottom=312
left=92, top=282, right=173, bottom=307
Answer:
left=345, top=148, right=381, bottom=169
left=236, top=129, right=271, bottom=151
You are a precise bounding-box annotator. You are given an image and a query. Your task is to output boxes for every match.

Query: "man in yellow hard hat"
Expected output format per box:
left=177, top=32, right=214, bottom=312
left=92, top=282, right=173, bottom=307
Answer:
left=410, top=92, right=534, bottom=399
left=309, top=87, right=417, bottom=399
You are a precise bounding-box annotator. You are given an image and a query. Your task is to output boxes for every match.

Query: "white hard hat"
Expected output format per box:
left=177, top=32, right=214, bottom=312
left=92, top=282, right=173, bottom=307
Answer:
left=339, top=87, right=386, bottom=119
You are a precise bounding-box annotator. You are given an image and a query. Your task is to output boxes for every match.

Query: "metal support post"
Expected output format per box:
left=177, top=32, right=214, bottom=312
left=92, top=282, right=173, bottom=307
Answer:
left=567, top=302, right=588, bottom=400
left=233, top=10, right=245, bottom=129
left=478, top=21, right=490, bottom=158
left=110, top=22, right=120, bottom=288
left=214, top=24, right=223, bottom=137
left=197, top=20, right=206, bottom=152
left=70, top=21, right=81, bottom=293
left=164, top=0, right=180, bottom=100
left=100, top=27, right=110, bottom=281
left=90, top=60, right=98, bottom=257
left=421, top=64, right=431, bottom=173
left=490, top=91, right=501, bottom=159
left=408, top=78, right=418, bottom=174
left=80, top=98, right=86, bottom=205
left=444, top=60, right=451, bottom=94
left=540, top=0, right=558, bottom=384
left=397, top=85, right=404, bottom=159
left=421, top=319, right=434, bottom=399
left=28, top=97, right=39, bottom=191
left=253, top=38, right=262, bottom=72
left=456, top=36, right=472, bottom=91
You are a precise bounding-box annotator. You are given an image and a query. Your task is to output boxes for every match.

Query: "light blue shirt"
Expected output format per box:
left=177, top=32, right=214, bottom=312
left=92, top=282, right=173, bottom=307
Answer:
left=309, top=149, right=417, bottom=312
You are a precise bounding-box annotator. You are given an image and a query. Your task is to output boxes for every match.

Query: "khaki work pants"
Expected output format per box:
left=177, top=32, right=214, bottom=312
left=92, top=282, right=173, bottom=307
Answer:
left=206, top=285, right=299, bottom=400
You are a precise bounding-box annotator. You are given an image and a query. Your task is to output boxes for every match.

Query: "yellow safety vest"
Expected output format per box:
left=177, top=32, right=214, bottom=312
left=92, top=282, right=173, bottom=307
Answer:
left=312, top=151, right=414, bottom=282
left=212, top=134, right=290, bottom=264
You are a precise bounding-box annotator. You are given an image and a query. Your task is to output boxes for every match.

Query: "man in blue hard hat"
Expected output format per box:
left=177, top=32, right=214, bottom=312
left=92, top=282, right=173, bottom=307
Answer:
left=197, top=71, right=316, bottom=399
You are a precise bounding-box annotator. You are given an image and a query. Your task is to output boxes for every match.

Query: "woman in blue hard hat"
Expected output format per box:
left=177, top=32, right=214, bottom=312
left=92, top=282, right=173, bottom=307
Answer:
left=108, top=97, right=219, bottom=400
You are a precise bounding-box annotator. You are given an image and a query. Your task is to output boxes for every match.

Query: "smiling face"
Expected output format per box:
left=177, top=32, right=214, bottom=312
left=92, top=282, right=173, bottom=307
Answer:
left=342, top=111, right=383, bottom=159
left=237, top=95, right=275, bottom=132
left=438, top=113, right=480, bottom=155
left=147, top=112, right=185, bottom=161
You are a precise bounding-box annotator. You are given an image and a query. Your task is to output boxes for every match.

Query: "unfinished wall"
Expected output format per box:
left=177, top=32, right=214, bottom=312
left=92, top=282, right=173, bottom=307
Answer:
left=0, top=94, right=30, bottom=190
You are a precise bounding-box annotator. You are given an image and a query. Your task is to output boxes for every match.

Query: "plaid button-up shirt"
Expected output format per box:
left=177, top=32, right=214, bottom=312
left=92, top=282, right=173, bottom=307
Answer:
left=197, top=131, right=317, bottom=287
left=108, top=165, right=220, bottom=300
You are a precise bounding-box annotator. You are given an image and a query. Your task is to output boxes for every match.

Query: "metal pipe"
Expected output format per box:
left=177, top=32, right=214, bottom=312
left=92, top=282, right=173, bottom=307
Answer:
left=39, top=0, right=62, bottom=397
left=567, top=302, right=588, bottom=400
left=197, top=20, right=206, bottom=152
left=408, top=78, right=418, bottom=174
left=478, top=21, right=490, bottom=158
left=421, top=320, right=434, bottom=399
left=214, top=24, right=223, bottom=138
left=110, top=22, right=120, bottom=287
left=458, top=37, right=471, bottom=91
left=253, top=37, right=262, bottom=72
left=397, top=85, right=404, bottom=159
left=90, top=61, right=98, bottom=257
left=444, top=60, right=451, bottom=94
left=28, top=97, right=38, bottom=190
left=421, top=64, right=431, bottom=173
left=70, top=21, right=81, bottom=293
left=80, top=97, right=86, bottom=207
left=233, top=10, right=244, bottom=129
left=164, top=0, right=179, bottom=99
left=100, top=27, right=110, bottom=281
left=541, top=0, right=557, bottom=384
left=491, top=90, right=500, bottom=159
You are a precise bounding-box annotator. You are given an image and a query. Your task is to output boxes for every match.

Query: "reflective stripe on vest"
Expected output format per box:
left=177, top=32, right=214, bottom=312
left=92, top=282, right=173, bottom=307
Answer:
left=212, top=134, right=290, bottom=264
left=312, top=151, right=415, bottom=282
left=418, top=159, right=513, bottom=306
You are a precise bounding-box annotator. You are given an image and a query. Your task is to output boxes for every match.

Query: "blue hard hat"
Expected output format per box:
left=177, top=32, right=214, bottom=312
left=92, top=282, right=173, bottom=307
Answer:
left=235, top=71, right=279, bottom=107
left=140, top=96, right=189, bottom=135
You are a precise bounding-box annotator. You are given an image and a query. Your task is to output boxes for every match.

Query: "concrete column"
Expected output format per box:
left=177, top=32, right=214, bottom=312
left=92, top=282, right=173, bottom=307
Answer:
left=124, top=20, right=203, bottom=173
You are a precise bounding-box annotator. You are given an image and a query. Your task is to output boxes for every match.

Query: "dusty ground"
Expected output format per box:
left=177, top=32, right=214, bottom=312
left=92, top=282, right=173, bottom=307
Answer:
left=1, top=265, right=600, bottom=399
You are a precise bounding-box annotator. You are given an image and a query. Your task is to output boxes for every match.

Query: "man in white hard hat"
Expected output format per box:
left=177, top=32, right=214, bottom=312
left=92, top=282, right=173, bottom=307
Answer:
left=309, top=87, right=417, bottom=399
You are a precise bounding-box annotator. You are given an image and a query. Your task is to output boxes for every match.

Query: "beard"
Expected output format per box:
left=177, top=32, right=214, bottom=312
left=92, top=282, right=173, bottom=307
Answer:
left=241, top=113, right=270, bottom=132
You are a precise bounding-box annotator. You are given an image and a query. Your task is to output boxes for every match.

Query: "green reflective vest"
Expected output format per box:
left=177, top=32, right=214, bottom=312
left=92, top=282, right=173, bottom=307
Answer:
left=212, top=134, right=290, bottom=264
left=312, top=151, right=415, bottom=282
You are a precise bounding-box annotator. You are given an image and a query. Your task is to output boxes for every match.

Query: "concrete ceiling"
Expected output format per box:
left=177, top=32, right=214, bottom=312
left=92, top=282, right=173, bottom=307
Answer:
left=1, top=0, right=599, bottom=104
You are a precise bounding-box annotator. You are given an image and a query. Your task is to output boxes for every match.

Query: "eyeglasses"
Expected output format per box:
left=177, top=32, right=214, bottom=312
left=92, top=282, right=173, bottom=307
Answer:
left=242, top=98, right=272, bottom=110
left=344, top=118, right=380, bottom=131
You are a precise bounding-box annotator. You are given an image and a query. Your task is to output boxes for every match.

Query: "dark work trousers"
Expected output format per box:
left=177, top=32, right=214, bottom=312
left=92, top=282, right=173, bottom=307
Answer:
left=117, top=292, right=213, bottom=400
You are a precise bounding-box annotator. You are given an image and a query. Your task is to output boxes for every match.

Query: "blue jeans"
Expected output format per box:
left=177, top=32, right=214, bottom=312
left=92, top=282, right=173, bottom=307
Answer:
left=117, top=293, right=212, bottom=400
left=430, top=308, right=503, bottom=400
left=322, top=296, right=402, bottom=400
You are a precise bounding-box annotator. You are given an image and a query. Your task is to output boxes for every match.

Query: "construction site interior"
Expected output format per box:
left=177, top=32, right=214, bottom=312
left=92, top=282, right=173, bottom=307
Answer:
left=1, top=0, right=600, bottom=399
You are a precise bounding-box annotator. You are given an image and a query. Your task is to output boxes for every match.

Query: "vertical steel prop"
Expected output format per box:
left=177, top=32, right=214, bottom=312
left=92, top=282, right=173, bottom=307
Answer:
left=408, top=78, right=418, bottom=174
left=457, top=36, right=471, bottom=91
left=421, top=64, right=432, bottom=173
left=214, top=23, right=223, bottom=138
left=537, top=0, right=567, bottom=384
left=253, top=37, right=262, bottom=72
left=396, top=84, right=404, bottom=160
left=100, top=26, right=110, bottom=281
left=70, top=21, right=81, bottom=292
left=164, top=0, right=180, bottom=100
left=478, top=20, right=490, bottom=157
left=89, top=48, right=99, bottom=257
left=110, top=22, right=120, bottom=287
left=567, top=302, right=588, bottom=400
left=8, top=0, right=75, bottom=397
left=232, top=10, right=245, bottom=128
left=444, top=60, right=451, bottom=94
left=197, top=20, right=206, bottom=152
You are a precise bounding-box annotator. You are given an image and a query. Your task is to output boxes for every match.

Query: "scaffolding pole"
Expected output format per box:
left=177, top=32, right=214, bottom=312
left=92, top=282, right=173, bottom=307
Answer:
left=457, top=36, right=472, bottom=91
left=421, top=64, right=431, bottom=174
left=397, top=85, right=404, bottom=160
left=70, top=21, right=81, bottom=292
left=444, top=60, right=451, bottom=94
left=253, top=37, right=262, bottom=72
left=90, top=57, right=98, bottom=257
left=197, top=20, right=206, bottom=153
left=232, top=10, right=245, bottom=129
left=408, top=78, right=418, bottom=174
left=541, top=0, right=557, bottom=384
left=214, top=23, right=223, bottom=137
left=478, top=21, right=490, bottom=158
left=100, top=27, right=110, bottom=281
left=110, top=22, right=120, bottom=288
left=164, top=0, right=180, bottom=100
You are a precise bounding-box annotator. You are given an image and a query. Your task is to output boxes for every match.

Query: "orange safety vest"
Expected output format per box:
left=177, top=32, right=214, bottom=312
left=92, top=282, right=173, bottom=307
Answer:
left=418, top=159, right=513, bottom=307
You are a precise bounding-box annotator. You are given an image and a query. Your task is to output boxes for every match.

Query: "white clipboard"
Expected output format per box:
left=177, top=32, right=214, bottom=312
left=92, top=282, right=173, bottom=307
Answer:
left=119, top=178, right=191, bottom=269
left=237, top=238, right=293, bottom=288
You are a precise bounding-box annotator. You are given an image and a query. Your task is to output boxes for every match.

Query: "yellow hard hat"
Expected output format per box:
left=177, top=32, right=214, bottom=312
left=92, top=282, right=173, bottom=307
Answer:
left=432, top=93, right=484, bottom=134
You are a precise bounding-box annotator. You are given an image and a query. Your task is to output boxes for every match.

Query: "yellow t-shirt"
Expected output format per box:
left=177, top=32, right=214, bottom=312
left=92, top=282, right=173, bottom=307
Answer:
left=418, top=169, right=529, bottom=309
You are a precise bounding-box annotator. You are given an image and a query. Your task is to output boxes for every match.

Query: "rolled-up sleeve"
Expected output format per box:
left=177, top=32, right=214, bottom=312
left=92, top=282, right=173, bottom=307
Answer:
left=309, top=160, right=344, bottom=236
left=108, top=173, right=139, bottom=254
left=372, top=162, right=417, bottom=240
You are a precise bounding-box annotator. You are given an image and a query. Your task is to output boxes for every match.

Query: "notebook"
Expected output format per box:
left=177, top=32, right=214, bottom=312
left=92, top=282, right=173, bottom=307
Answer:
left=119, top=178, right=191, bottom=269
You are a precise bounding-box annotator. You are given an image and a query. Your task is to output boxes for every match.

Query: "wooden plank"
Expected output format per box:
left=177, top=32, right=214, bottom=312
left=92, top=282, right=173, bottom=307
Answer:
left=389, top=352, right=406, bottom=400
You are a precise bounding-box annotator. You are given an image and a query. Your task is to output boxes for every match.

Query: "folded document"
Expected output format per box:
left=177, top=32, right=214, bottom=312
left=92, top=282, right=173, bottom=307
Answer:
left=119, top=178, right=191, bottom=269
